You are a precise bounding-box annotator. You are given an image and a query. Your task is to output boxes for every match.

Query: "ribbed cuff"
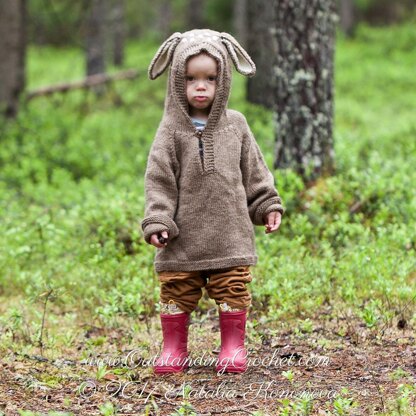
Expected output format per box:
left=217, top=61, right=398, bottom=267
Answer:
left=254, top=197, right=285, bottom=225
left=141, top=215, right=179, bottom=244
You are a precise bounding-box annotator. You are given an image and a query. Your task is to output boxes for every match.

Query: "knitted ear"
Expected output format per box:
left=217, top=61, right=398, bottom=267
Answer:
left=148, top=32, right=182, bottom=80
left=220, top=32, right=256, bottom=77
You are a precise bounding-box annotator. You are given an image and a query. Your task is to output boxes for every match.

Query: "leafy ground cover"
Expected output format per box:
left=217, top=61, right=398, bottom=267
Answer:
left=0, top=23, right=415, bottom=415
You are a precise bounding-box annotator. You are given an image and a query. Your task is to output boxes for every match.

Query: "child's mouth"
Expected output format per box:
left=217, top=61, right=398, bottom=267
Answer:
left=195, top=96, right=208, bottom=102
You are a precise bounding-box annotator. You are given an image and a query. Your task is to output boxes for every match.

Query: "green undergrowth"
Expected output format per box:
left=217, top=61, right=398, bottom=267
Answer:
left=0, top=24, right=415, bottom=346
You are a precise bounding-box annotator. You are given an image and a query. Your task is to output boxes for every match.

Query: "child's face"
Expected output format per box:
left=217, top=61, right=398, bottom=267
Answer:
left=185, top=53, right=218, bottom=119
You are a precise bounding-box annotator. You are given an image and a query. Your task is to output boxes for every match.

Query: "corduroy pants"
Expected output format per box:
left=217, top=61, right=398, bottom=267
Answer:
left=157, top=265, right=252, bottom=313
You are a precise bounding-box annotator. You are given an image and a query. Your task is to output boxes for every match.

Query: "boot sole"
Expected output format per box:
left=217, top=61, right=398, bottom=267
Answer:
left=154, top=364, right=188, bottom=374
left=215, top=365, right=247, bottom=373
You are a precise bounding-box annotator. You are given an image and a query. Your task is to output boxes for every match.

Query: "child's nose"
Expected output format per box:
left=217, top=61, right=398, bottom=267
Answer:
left=196, top=80, right=207, bottom=90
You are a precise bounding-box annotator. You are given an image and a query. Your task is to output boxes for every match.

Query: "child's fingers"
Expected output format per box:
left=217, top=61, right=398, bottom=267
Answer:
left=274, top=214, right=281, bottom=228
left=264, top=213, right=273, bottom=229
left=150, top=234, right=163, bottom=247
left=265, top=224, right=280, bottom=233
left=265, top=212, right=281, bottom=233
left=159, top=231, right=169, bottom=246
left=150, top=233, right=168, bottom=248
left=265, top=211, right=277, bottom=228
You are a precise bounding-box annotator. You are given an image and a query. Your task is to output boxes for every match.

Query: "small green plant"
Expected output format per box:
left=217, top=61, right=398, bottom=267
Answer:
left=0, top=307, right=24, bottom=343
left=332, top=388, right=358, bottom=415
left=86, top=335, right=107, bottom=347
left=144, top=397, right=160, bottom=416
left=389, top=367, right=411, bottom=381
left=170, top=384, right=197, bottom=416
left=96, top=364, right=110, bottom=380
left=170, top=404, right=197, bottom=416
left=380, top=382, right=416, bottom=415
left=282, top=369, right=295, bottom=384
left=60, top=330, right=77, bottom=347
left=62, top=397, right=72, bottom=406
left=394, top=383, right=416, bottom=415
left=298, top=397, right=314, bottom=415
left=38, top=373, right=63, bottom=388
left=299, top=318, right=314, bottom=334
left=276, top=397, right=314, bottom=415
left=276, top=399, right=292, bottom=416
left=360, top=300, right=380, bottom=328
left=99, top=402, right=117, bottom=416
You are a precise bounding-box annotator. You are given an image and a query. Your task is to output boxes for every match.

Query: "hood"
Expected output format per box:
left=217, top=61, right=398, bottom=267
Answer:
left=148, top=29, right=256, bottom=133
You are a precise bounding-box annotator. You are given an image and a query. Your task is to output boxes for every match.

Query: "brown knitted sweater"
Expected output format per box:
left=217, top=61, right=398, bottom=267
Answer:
left=141, top=29, right=285, bottom=272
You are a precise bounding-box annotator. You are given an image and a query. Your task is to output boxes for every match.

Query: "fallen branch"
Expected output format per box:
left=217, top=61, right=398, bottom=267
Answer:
left=26, top=69, right=140, bottom=101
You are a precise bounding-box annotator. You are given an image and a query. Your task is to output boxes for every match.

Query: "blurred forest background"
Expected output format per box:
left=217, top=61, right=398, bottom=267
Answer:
left=23, top=0, right=416, bottom=45
left=0, top=1, right=415, bottom=415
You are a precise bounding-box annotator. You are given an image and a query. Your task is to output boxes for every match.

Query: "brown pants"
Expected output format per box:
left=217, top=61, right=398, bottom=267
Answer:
left=158, top=265, right=252, bottom=313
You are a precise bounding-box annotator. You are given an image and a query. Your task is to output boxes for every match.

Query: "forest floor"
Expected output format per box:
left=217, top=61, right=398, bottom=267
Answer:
left=0, top=305, right=414, bottom=416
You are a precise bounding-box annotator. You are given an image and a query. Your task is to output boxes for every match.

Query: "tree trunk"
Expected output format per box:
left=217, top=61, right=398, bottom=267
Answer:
left=186, top=0, right=205, bottom=30
left=233, top=0, right=247, bottom=48
left=246, top=0, right=276, bottom=109
left=339, top=0, right=355, bottom=37
left=111, top=0, right=125, bottom=66
left=273, top=0, right=336, bottom=181
left=155, top=0, right=173, bottom=41
left=0, top=0, right=26, bottom=118
left=86, top=0, right=106, bottom=76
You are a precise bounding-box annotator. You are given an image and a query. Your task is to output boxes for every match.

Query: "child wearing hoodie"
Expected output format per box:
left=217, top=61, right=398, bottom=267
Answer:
left=141, top=29, right=284, bottom=374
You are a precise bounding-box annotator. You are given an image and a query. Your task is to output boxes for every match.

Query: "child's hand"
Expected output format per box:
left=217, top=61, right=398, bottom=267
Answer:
left=150, top=231, right=169, bottom=248
left=264, top=211, right=282, bottom=234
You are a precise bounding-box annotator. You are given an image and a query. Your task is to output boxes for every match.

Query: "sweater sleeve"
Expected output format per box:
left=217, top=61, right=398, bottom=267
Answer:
left=141, top=128, right=180, bottom=244
left=240, top=119, right=285, bottom=226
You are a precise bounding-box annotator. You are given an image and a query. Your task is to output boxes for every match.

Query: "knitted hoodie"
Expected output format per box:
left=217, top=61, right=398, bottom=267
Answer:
left=141, top=29, right=285, bottom=272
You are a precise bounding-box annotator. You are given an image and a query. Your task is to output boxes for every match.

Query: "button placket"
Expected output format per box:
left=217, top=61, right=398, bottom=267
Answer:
left=196, top=130, right=204, bottom=171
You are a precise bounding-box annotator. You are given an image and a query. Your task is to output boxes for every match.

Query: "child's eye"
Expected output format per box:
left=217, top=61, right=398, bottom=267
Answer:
left=208, top=76, right=217, bottom=82
left=185, top=76, right=194, bottom=82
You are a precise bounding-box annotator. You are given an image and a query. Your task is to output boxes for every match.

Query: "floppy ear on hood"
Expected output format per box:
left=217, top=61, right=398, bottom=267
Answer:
left=148, top=32, right=182, bottom=80
left=220, top=32, right=256, bottom=77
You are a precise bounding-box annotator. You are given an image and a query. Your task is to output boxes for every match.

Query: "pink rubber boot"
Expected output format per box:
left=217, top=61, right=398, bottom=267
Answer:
left=216, top=309, right=248, bottom=374
left=154, top=312, right=190, bottom=374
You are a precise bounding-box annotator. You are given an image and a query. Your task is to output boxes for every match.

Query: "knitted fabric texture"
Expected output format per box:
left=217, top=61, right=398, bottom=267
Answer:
left=141, top=29, right=285, bottom=272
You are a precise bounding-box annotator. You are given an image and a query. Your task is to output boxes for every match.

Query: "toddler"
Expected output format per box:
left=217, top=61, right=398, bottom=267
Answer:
left=141, top=29, right=284, bottom=374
